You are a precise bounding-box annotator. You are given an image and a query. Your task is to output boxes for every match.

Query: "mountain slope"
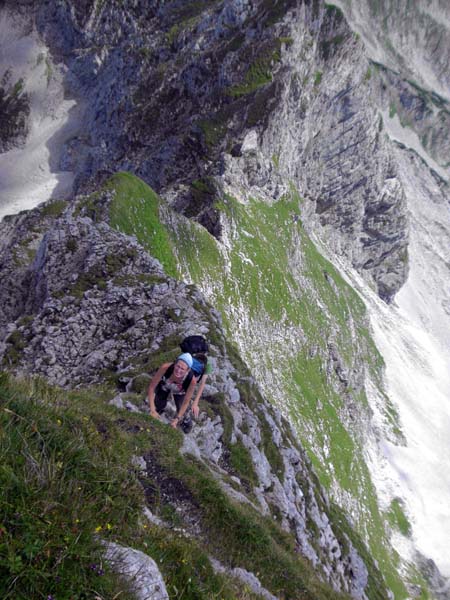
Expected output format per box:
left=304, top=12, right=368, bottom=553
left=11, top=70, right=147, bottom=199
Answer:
left=1, top=0, right=449, bottom=598
left=0, top=191, right=385, bottom=599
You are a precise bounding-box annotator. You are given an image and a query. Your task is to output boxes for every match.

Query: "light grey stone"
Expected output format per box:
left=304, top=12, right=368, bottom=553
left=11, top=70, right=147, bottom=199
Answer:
left=103, top=540, right=169, bottom=600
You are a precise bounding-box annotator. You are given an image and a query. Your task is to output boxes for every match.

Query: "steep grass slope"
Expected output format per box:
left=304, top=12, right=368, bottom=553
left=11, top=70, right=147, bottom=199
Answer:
left=106, top=171, right=436, bottom=598
left=0, top=359, right=355, bottom=600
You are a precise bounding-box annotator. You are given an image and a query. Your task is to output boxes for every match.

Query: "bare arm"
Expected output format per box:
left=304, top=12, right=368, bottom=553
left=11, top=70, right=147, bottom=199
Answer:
left=148, top=363, right=171, bottom=419
left=171, top=376, right=197, bottom=428
left=192, top=375, right=208, bottom=418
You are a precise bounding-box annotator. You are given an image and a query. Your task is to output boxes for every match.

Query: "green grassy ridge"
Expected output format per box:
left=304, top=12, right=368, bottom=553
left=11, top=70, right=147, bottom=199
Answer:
left=102, top=172, right=410, bottom=597
left=0, top=373, right=353, bottom=600
left=107, top=172, right=179, bottom=278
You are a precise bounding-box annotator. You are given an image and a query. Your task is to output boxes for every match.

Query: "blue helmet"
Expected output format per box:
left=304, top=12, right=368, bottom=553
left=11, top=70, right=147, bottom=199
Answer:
left=177, top=353, right=193, bottom=368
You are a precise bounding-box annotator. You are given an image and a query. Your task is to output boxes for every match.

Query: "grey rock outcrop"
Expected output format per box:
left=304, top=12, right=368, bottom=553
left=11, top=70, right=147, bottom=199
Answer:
left=3, top=0, right=410, bottom=301
left=0, top=201, right=214, bottom=386
left=103, top=541, right=169, bottom=600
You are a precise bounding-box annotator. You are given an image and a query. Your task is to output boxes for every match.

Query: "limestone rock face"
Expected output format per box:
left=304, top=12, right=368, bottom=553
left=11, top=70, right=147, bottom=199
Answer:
left=3, top=0, right=410, bottom=301
left=0, top=201, right=213, bottom=386
left=331, top=0, right=450, bottom=102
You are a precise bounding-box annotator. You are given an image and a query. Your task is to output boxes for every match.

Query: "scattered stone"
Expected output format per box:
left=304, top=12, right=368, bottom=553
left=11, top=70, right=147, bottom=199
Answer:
left=103, top=540, right=169, bottom=600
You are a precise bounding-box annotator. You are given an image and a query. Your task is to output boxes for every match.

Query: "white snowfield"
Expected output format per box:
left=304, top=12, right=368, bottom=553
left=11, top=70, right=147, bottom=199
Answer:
left=342, top=150, right=450, bottom=580
left=329, top=0, right=450, bottom=580
left=0, top=10, right=78, bottom=221
left=376, top=151, right=450, bottom=579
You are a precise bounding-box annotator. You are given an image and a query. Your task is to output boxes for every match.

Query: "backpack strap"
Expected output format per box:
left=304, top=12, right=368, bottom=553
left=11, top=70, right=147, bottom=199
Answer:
left=182, top=369, right=194, bottom=391
left=163, top=363, right=174, bottom=380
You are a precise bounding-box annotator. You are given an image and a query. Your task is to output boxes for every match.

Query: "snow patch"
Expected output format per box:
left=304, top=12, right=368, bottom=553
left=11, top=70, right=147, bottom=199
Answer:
left=334, top=147, right=450, bottom=577
left=0, top=10, right=81, bottom=221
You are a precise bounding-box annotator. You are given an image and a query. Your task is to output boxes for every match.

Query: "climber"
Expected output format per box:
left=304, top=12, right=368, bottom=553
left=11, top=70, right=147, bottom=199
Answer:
left=147, top=353, right=197, bottom=430
left=176, top=353, right=213, bottom=433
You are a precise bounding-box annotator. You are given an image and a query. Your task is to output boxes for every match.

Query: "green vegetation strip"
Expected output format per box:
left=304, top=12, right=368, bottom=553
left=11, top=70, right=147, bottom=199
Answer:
left=0, top=373, right=351, bottom=600
left=107, top=172, right=178, bottom=278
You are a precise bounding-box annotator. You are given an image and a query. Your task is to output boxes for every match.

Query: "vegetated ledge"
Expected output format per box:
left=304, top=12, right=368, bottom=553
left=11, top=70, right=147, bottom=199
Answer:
left=0, top=342, right=386, bottom=600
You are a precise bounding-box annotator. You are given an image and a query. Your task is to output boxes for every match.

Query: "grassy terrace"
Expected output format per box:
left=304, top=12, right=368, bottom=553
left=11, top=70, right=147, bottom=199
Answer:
left=0, top=373, right=352, bottom=600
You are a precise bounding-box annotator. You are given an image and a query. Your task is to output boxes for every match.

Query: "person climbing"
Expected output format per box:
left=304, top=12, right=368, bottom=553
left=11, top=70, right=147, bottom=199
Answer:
left=176, top=352, right=212, bottom=433
left=147, top=353, right=197, bottom=429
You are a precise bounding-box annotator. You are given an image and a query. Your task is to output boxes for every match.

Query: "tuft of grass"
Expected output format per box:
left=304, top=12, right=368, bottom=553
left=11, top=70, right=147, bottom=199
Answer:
left=107, top=172, right=178, bottom=278
left=11, top=78, right=25, bottom=97
left=2, top=330, right=27, bottom=367
left=228, top=438, right=258, bottom=487
left=227, top=42, right=282, bottom=97
left=0, top=373, right=140, bottom=599
left=40, top=200, right=68, bottom=218
left=387, top=498, right=412, bottom=537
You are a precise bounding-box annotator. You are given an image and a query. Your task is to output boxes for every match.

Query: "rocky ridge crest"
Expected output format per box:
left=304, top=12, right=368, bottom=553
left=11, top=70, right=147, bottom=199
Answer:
left=0, top=197, right=377, bottom=598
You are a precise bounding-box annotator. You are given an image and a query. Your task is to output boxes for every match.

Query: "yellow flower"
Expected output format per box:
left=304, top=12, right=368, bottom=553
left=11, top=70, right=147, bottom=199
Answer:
left=95, top=525, right=102, bottom=532
left=57, top=419, right=62, bottom=426
left=106, top=523, right=112, bottom=530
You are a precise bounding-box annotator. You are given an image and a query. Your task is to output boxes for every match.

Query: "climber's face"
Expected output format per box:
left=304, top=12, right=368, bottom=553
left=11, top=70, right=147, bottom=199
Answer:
left=174, top=360, right=189, bottom=379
